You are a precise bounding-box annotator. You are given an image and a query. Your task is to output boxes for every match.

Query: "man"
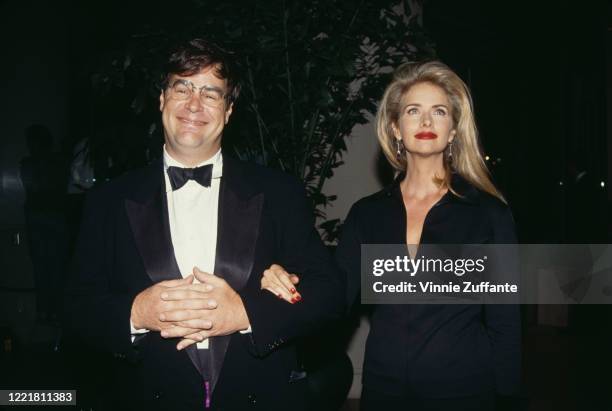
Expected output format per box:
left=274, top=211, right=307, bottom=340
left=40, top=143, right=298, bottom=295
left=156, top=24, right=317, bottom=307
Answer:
left=65, top=38, right=343, bottom=411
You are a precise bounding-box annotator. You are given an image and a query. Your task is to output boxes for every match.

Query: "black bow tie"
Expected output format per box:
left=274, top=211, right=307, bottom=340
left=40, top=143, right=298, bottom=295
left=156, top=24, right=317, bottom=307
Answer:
left=167, top=164, right=213, bottom=191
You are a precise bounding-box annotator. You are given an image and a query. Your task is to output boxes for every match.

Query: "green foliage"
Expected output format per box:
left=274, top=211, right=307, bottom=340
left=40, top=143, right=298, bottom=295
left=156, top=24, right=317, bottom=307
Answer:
left=91, top=0, right=434, bottom=242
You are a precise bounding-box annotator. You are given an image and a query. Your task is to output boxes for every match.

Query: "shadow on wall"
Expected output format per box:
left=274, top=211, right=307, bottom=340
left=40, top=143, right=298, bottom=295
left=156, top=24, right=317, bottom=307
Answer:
left=19, top=124, right=70, bottom=323
left=375, top=149, right=396, bottom=188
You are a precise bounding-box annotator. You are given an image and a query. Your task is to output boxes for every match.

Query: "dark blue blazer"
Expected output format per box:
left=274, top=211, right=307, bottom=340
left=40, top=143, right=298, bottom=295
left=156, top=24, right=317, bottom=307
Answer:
left=335, top=174, right=521, bottom=399
left=64, top=156, right=344, bottom=411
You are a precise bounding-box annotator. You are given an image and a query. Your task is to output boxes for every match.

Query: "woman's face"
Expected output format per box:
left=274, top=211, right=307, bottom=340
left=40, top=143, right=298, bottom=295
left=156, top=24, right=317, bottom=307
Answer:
left=393, top=82, right=456, bottom=158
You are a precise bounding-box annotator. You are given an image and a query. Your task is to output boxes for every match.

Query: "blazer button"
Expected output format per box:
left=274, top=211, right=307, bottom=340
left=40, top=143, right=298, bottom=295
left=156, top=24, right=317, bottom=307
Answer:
left=153, top=391, right=163, bottom=400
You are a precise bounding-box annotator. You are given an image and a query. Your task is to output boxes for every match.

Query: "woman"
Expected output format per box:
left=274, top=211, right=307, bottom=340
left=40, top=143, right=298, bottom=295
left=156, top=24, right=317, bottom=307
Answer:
left=262, top=61, right=521, bottom=410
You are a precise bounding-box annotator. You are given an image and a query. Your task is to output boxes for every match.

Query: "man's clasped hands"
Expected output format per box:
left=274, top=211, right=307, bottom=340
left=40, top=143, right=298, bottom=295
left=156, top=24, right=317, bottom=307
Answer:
left=130, top=268, right=250, bottom=350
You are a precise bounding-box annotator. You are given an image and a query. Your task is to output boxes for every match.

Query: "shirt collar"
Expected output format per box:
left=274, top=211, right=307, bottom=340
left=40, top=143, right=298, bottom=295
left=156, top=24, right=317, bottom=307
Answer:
left=163, top=145, right=223, bottom=179
left=163, top=146, right=223, bottom=193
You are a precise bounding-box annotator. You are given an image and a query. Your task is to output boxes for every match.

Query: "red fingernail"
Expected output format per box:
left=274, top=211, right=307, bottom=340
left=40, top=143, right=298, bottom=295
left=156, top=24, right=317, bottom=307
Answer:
left=290, top=288, right=296, bottom=294
left=295, top=295, right=302, bottom=302
left=290, top=297, right=296, bottom=303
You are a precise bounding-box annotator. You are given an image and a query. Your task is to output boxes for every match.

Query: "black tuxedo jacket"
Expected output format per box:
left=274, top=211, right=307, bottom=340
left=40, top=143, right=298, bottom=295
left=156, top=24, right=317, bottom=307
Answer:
left=64, top=156, right=344, bottom=411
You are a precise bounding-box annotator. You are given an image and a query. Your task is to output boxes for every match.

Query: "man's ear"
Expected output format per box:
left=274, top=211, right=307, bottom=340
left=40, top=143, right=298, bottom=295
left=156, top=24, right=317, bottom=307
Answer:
left=159, top=91, right=165, bottom=112
left=224, top=103, right=233, bottom=124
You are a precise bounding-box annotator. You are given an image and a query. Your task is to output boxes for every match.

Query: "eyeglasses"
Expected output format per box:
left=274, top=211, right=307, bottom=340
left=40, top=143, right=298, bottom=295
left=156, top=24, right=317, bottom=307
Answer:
left=166, top=79, right=226, bottom=109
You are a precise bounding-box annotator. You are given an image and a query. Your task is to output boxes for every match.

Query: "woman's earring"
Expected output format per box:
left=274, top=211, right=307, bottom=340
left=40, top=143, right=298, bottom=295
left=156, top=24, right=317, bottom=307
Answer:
left=446, top=140, right=455, bottom=169
left=395, top=139, right=405, bottom=161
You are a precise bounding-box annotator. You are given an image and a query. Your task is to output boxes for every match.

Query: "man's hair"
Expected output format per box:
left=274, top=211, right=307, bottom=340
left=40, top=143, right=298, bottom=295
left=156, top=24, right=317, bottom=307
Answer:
left=162, top=38, right=241, bottom=105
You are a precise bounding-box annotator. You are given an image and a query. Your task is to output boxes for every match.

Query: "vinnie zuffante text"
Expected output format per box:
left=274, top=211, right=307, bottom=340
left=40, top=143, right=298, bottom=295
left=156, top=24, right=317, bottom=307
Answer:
left=370, top=255, right=518, bottom=294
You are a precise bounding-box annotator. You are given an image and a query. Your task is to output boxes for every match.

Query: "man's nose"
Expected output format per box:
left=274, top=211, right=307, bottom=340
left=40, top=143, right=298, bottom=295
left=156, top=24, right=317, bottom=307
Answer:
left=186, top=91, right=203, bottom=112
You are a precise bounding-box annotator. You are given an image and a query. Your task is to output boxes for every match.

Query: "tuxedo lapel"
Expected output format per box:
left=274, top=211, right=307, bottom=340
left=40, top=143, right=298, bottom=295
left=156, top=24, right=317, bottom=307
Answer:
left=124, top=161, right=207, bottom=377
left=209, top=157, right=264, bottom=392
left=125, top=157, right=265, bottom=387
left=125, top=161, right=182, bottom=284
left=214, top=163, right=264, bottom=291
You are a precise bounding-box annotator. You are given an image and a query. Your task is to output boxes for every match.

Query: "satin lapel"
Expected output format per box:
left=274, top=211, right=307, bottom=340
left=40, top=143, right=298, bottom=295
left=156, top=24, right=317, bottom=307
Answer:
left=124, top=163, right=206, bottom=377
left=125, top=189, right=181, bottom=283
left=209, top=158, right=264, bottom=392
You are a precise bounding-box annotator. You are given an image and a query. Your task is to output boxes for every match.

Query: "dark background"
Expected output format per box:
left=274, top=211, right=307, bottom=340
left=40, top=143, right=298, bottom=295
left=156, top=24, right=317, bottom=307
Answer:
left=425, top=0, right=610, bottom=243
left=0, top=0, right=610, bottom=410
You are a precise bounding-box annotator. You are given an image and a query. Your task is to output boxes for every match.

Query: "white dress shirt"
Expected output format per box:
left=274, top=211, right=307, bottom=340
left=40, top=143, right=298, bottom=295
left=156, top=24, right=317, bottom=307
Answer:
left=164, top=147, right=222, bottom=281
left=131, top=146, right=222, bottom=349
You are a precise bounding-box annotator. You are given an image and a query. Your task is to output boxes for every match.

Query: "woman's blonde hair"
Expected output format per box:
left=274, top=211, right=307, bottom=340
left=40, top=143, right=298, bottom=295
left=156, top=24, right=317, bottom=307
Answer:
left=376, top=60, right=505, bottom=203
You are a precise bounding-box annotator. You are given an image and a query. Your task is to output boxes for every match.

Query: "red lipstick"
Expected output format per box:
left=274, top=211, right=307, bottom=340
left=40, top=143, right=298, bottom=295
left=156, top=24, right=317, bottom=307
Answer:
left=415, top=131, right=437, bottom=140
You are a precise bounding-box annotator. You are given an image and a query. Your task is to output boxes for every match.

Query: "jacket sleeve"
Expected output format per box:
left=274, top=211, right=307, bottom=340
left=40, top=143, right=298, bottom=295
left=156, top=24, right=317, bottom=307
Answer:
left=482, top=205, right=522, bottom=396
left=63, top=189, right=140, bottom=361
left=334, top=203, right=362, bottom=311
left=238, top=180, right=345, bottom=356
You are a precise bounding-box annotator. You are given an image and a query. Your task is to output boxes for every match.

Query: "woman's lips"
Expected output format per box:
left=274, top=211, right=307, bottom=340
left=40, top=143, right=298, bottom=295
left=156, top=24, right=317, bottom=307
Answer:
left=415, top=131, right=437, bottom=140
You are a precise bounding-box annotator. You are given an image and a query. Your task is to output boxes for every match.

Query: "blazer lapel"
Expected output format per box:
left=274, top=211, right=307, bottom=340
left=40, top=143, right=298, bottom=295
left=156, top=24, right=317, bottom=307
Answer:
left=124, top=162, right=207, bottom=378
left=125, top=157, right=265, bottom=387
left=125, top=161, right=182, bottom=283
left=209, top=157, right=264, bottom=392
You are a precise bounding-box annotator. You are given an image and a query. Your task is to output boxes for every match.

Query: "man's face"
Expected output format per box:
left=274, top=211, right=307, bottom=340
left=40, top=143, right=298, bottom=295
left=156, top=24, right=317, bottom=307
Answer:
left=160, top=66, right=233, bottom=164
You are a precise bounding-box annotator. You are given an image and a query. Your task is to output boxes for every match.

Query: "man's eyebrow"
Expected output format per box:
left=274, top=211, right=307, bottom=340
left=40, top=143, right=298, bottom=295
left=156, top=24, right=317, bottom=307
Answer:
left=200, top=84, right=225, bottom=93
left=173, top=79, right=225, bottom=93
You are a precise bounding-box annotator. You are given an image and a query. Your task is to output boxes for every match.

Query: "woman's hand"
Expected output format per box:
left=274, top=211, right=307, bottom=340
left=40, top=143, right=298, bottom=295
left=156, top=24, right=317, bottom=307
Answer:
left=261, top=264, right=301, bottom=304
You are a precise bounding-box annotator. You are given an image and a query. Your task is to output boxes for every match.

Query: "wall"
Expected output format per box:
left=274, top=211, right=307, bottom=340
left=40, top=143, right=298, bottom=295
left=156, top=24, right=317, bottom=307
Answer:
left=0, top=0, right=69, bottom=339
